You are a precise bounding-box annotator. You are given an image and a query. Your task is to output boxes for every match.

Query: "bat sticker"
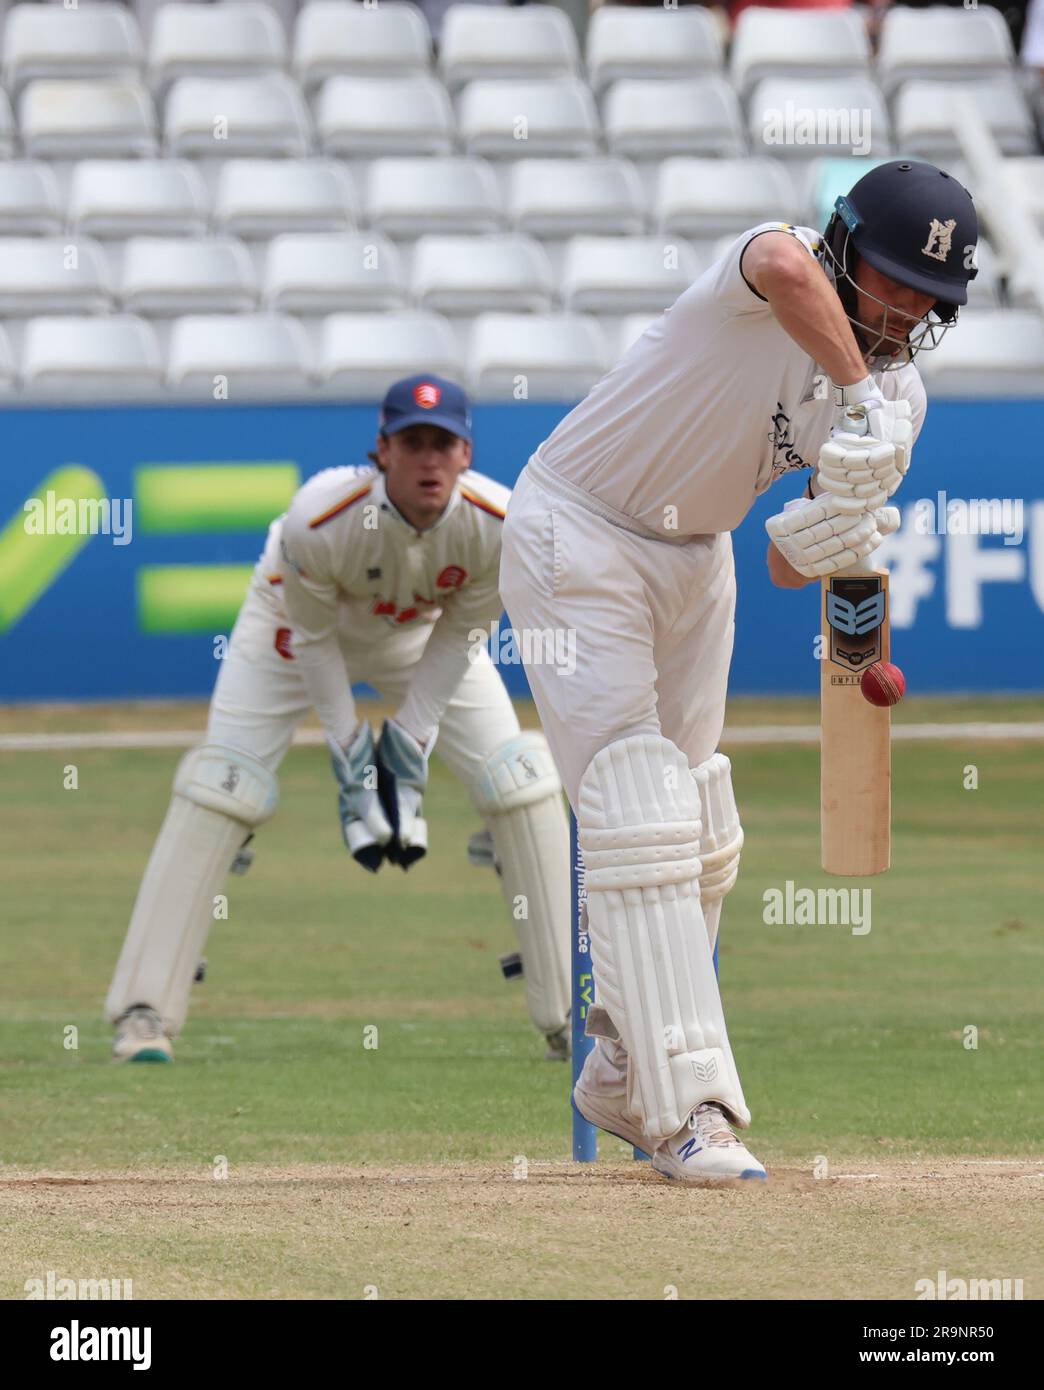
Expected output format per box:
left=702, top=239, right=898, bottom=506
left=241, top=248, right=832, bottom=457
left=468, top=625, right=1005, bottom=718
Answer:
left=826, top=576, right=886, bottom=671
left=825, top=590, right=886, bottom=636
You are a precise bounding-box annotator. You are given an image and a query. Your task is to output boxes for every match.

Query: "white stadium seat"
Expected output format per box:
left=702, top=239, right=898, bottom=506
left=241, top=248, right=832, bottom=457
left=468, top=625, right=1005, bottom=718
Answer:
left=894, top=78, right=1036, bottom=161
left=167, top=312, right=312, bottom=396
left=165, top=74, right=311, bottom=157
left=877, top=5, right=1015, bottom=95
left=20, top=80, right=157, bottom=158
left=1002, top=157, right=1044, bottom=235
left=457, top=78, right=599, bottom=158
left=803, top=156, right=889, bottom=232
left=411, top=233, right=554, bottom=313
left=264, top=231, right=407, bottom=312
left=0, top=324, right=18, bottom=394
left=730, top=4, right=870, bottom=95
left=560, top=235, right=705, bottom=313
left=585, top=6, right=723, bottom=92
left=0, top=237, right=112, bottom=313
left=507, top=157, right=645, bottom=237
left=747, top=77, right=890, bottom=160
left=119, top=236, right=259, bottom=314
left=214, top=158, right=358, bottom=237
left=3, top=3, right=144, bottom=95
left=149, top=3, right=287, bottom=89
left=317, top=311, right=463, bottom=397
left=438, top=4, right=579, bottom=91
left=917, top=310, right=1044, bottom=397
left=294, top=1, right=431, bottom=90
left=0, top=89, right=14, bottom=158
left=603, top=77, right=745, bottom=159
left=468, top=311, right=609, bottom=400
left=0, top=161, right=63, bottom=234
left=315, top=74, right=454, bottom=156
left=68, top=159, right=209, bottom=236
left=21, top=314, right=163, bottom=398
left=655, top=157, right=796, bottom=237
left=365, top=157, right=503, bottom=236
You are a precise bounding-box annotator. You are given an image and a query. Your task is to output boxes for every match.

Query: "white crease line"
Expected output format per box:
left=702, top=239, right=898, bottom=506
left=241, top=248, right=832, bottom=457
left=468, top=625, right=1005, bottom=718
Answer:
left=3, top=721, right=1044, bottom=752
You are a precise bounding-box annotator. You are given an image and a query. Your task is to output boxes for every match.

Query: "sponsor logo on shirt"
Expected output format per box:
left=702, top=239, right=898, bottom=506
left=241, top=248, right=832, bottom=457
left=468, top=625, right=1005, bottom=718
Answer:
left=371, top=592, right=439, bottom=625
left=768, top=403, right=807, bottom=479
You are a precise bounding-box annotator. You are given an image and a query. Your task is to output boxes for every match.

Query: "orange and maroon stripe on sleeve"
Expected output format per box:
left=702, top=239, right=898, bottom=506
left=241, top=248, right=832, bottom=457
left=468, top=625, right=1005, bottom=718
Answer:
left=308, top=484, right=372, bottom=529
left=459, top=487, right=506, bottom=521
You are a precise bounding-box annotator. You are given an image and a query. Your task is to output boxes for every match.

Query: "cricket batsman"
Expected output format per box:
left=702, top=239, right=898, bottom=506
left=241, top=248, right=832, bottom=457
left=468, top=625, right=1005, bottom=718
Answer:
left=107, top=374, right=571, bottom=1063
left=500, top=161, right=978, bottom=1181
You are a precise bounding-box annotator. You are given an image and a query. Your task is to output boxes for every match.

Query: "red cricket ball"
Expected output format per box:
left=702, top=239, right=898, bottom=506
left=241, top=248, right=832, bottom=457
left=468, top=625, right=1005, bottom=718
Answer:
left=860, top=661, right=906, bottom=707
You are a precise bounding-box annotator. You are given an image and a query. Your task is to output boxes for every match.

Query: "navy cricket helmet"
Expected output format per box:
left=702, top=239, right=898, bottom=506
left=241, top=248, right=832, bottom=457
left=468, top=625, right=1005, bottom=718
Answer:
left=822, top=160, right=979, bottom=368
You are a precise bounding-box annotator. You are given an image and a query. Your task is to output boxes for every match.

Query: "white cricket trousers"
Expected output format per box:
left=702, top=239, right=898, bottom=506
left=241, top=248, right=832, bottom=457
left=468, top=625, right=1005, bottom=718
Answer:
left=208, top=588, right=521, bottom=784
left=499, top=458, right=736, bottom=808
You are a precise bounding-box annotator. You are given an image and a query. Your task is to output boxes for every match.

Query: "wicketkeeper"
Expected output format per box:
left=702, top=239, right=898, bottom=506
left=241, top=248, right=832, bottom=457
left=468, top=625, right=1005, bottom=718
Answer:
left=500, top=161, right=978, bottom=1181
left=107, top=375, right=571, bottom=1063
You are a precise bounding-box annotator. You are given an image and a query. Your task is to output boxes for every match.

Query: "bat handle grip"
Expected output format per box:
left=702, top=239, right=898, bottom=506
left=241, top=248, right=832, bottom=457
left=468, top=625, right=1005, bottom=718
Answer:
left=842, top=406, right=870, bottom=436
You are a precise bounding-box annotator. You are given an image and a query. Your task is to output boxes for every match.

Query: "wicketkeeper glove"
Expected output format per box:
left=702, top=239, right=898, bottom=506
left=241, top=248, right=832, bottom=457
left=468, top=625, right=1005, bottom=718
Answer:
left=375, top=718, right=433, bottom=871
left=329, top=721, right=394, bottom=873
left=766, top=494, right=901, bottom=579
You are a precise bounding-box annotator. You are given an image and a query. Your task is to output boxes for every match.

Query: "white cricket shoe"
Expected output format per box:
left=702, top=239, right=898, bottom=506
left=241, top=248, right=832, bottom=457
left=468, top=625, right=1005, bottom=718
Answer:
left=112, top=1006, right=173, bottom=1063
left=652, top=1103, right=766, bottom=1182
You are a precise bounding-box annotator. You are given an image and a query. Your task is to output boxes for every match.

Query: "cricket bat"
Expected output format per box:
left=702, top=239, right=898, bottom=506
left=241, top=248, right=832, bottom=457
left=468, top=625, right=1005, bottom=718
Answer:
left=820, top=553, right=891, bottom=875
left=819, top=403, right=893, bottom=876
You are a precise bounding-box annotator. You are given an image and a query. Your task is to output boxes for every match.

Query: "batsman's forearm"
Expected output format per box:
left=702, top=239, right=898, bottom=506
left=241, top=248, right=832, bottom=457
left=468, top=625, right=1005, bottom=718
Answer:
left=759, top=255, right=867, bottom=387
left=766, top=540, right=813, bottom=589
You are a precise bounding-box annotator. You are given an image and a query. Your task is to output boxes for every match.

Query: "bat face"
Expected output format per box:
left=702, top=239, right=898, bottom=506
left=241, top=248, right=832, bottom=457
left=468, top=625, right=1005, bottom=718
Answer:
left=821, top=566, right=891, bottom=876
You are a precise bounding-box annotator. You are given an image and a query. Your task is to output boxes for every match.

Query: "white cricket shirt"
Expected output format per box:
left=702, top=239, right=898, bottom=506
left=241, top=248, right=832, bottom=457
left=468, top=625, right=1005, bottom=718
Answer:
left=250, top=465, right=509, bottom=747
left=535, top=222, right=926, bottom=538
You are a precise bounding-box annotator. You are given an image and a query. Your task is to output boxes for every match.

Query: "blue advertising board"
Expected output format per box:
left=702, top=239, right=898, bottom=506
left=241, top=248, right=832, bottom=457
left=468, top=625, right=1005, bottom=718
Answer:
left=0, top=399, right=1041, bottom=701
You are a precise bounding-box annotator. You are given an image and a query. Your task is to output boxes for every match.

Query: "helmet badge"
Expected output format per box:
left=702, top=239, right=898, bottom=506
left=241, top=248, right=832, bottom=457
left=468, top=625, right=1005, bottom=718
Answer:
left=921, top=218, right=956, bottom=263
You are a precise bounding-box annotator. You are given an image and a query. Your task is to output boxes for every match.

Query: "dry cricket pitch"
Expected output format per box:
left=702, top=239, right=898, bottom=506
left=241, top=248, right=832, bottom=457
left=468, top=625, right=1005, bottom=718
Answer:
left=3, top=1159, right=1040, bottom=1301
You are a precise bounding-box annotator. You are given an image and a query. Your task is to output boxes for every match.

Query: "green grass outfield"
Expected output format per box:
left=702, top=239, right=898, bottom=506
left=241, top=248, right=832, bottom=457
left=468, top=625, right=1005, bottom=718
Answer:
left=1, top=695, right=1040, bottom=1174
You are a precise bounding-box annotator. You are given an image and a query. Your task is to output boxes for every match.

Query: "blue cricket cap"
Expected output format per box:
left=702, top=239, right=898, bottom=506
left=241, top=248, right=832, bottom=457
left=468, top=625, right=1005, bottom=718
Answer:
left=378, top=374, right=472, bottom=443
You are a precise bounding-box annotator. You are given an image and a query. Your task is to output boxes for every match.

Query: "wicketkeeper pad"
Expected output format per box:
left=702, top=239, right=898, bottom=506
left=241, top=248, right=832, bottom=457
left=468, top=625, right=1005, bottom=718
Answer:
left=471, top=732, right=570, bottom=1036
left=578, top=734, right=750, bottom=1143
left=105, top=744, right=278, bottom=1035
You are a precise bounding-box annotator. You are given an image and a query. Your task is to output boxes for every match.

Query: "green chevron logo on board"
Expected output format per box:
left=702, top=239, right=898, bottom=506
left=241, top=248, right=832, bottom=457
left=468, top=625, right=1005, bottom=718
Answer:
left=0, top=462, right=299, bottom=635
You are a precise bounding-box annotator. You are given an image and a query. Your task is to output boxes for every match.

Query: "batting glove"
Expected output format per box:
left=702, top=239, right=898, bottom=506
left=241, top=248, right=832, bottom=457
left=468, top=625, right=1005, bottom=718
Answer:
left=376, top=719, right=433, bottom=871
left=329, top=721, right=394, bottom=873
left=823, top=377, right=913, bottom=511
left=766, top=494, right=901, bottom=579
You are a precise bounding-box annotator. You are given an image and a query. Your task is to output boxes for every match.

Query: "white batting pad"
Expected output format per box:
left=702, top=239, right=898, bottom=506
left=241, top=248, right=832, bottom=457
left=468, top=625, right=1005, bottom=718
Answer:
left=691, top=752, right=744, bottom=952
left=578, top=733, right=750, bottom=1141
left=105, top=744, right=279, bottom=1036
left=472, top=731, right=570, bottom=1035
